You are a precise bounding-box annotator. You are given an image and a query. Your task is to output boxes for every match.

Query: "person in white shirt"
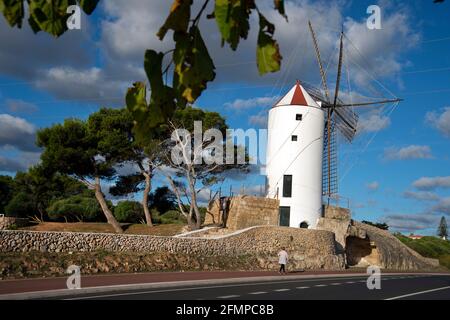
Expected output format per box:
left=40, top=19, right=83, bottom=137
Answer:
left=278, top=247, right=289, bottom=274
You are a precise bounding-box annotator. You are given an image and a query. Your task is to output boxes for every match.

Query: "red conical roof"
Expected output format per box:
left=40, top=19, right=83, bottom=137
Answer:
left=274, top=80, right=319, bottom=108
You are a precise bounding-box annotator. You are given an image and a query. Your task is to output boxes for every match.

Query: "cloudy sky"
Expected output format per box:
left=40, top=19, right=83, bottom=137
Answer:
left=1, top=0, right=450, bottom=235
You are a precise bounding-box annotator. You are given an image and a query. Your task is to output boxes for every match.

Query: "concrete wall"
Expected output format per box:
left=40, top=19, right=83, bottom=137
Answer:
left=205, top=196, right=280, bottom=231
left=0, top=226, right=345, bottom=271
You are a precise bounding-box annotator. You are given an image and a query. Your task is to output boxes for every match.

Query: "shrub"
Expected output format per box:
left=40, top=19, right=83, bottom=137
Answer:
left=151, top=208, right=161, bottom=224
left=114, top=201, right=144, bottom=223
left=4, top=192, right=35, bottom=218
left=47, top=196, right=102, bottom=222
left=439, top=255, right=450, bottom=270
left=160, top=210, right=187, bottom=225
left=396, top=234, right=450, bottom=270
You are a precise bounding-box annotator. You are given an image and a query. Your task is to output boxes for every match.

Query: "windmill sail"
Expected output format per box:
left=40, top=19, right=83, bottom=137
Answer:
left=307, top=21, right=402, bottom=199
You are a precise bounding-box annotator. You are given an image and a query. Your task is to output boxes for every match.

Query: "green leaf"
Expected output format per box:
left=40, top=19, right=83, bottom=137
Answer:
left=28, top=0, right=72, bottom=37
left=78, top=0, right=100, bottom=15
left=1, top=0, right=99, bottom=36
left=0, top=0, right=25, bottom=28
left=173, top=26, right=216, bottom=103
left=126, top=82, right=163, bottom=145
left=126, top=82, right=148, bottom=115
left=256, top=13, right=282, bottom=75
left=214, top=0, right=255, bottom=50
left=157, top=0, right=192, bottom=41
left=274, top=0, right=287, bottom=21
left=144, top=49, right=177, bottom=119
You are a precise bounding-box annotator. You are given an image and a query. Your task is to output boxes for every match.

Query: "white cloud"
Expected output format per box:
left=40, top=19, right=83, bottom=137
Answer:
left=384, top=145, right=433, bottom=161
left=0, top=152, right=40, bottom=173
left=0, top=114, right=38, bottom=152
left=403, top=191, right=440, bottom=202
left=382, top=213, right=438, bottom=232
left=343, top=8, right=419, bottom=88
left=0, top=0, right=418, bottom=107
left=426, top=107, right=450, bottom=138
left=413, top=176, right=450, bottom=191
left=357, top=110, right=391, bottom=134
left=100, top=0, right=173, bottom=61
left=225, top=96, right=278, bottom=110
left=0, top=15, right=92, bottom=80
left=0, top=156, right=27, bottom=172
left=432, top=197, right=450, bottom=216
left=366, top=181, right=380, bottom=191
left=249, top=114, right=268, bottom=128
left=35, top=67, right=126, bottom=104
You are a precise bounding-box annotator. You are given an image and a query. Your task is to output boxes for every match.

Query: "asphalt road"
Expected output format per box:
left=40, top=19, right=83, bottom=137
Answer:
left=57, top=274, right=450, bottom=300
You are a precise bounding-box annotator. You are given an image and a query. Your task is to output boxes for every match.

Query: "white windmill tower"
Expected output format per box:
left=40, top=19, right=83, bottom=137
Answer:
left=266, top=81, right=325, bottom=229
left=266, top=22, right=402, bottom=229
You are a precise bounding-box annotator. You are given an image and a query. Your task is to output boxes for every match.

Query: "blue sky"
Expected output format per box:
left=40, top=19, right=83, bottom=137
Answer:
left=1, top=0, right=450, bottom=235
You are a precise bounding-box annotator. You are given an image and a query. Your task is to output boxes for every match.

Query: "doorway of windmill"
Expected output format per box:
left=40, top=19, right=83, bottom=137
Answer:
left=299, top=222, right=309, bottom=229
left=345, top=236, right=380, bottom=267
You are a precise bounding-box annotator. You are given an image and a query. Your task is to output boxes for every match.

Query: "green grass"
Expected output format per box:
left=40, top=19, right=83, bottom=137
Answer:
left=396, top=234, right=450, bottom=269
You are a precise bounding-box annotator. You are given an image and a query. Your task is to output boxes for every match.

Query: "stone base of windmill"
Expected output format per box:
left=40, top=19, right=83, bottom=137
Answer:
left=204, top=196, right=440, bottom=271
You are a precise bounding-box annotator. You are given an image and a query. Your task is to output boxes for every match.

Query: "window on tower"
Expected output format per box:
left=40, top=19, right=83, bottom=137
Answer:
left=283, top=175, right=293, bottom=198
left=296, top=114, right=302, bottom=121
left=292, top=135, right=298, bottom=141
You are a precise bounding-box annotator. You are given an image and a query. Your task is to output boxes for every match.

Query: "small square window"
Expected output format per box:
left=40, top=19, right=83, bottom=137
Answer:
left=292, top=135, right=298, bottom=141
left=296, top=114, right=303, bottom=121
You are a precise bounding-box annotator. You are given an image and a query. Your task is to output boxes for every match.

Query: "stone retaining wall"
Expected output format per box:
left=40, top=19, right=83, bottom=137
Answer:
left=323, top=206, right=351, bottom=220
left=354, top=222, right=441, bottom=270
left=205, top=196, right=279, bottom=230
left=0, top=226, right=345, bottom=270
left=0, top=217, right=29, bottom=230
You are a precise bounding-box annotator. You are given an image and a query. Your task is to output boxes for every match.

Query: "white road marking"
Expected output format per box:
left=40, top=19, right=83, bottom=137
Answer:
left=346, top=281, right=355, bottom=284
left=331, top=283, right=341, bottom=286
left=217, top=295, right=240, bottom=299
left=64, top=275, right=415, bottom=300
left=385, top=286, right=450, bottom=300
left=249, top=292, right=267, bottom=295
left=274, top=289, right=290, bottom=292
left=315, top=284, right=327, bottom=287
left=296, top=286, right=309, bottom=289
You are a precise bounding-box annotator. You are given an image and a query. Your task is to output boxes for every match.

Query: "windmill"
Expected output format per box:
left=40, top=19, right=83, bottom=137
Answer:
left=307, top=21, right=402, bottom=201
left=265, top=21, right=402, bottom=229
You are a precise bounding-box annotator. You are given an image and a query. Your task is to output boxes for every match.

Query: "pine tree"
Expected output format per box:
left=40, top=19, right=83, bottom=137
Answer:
left=438, top=216, right=448, bottom=240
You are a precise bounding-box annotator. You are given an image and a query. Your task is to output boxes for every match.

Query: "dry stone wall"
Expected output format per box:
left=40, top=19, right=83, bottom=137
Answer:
left=0, top=226, right=345, bottom=271
left=355, top=222, right=440, bottom=270
left=0, top=217, right=29, bottom=230
left=205, top=196, right=279, bottom=230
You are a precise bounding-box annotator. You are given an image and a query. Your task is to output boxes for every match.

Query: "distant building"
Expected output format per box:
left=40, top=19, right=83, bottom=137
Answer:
left=408, top=234, right=424, bottom=240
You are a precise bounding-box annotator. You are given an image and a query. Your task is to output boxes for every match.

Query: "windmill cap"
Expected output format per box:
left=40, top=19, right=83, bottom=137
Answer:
left=274, top=81, right=320, bottom=108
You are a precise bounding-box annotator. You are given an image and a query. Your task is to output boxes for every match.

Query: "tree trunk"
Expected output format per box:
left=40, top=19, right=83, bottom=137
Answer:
left=187, top=207, right=195, bottom=231
left=94, top=176, right=123, bottom=234
left=187, top=175, right=202, bottom=230
left=142, top=171, right=153, bottom=227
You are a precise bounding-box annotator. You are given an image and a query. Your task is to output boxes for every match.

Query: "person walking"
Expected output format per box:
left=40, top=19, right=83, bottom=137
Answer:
left=278, top=247, right=289, bottom=275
